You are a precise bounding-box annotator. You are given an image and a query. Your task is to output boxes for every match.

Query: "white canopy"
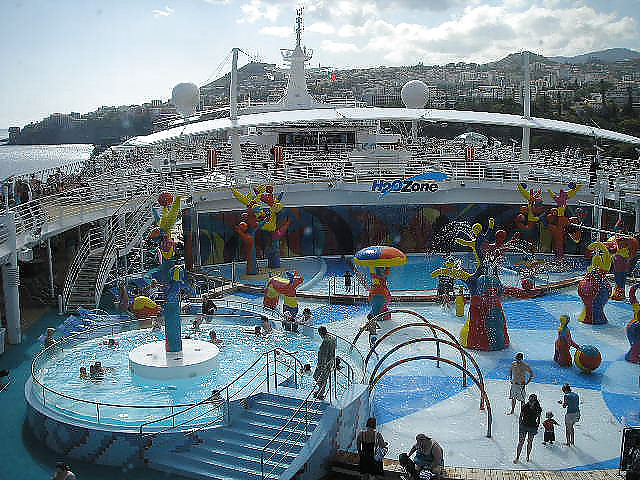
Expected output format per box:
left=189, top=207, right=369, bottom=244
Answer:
left=454, top=132, right=489, bottom=146
left=125, top=107, right=640, bottom=146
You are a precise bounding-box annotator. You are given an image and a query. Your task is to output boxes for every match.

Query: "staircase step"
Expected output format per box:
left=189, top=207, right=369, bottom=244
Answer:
left=192, top=438, right=299, bottom=464
left=150, top=453, right=281, bottom=480
left=179, top=447, right=288, bottom=476
left=252, top=399, right=325, bottom=420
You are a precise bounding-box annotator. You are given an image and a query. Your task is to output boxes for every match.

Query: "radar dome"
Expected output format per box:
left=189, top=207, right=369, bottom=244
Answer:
left=401, top=80, right=428, bottom=108
left=171, top=83, right=200, bottom=118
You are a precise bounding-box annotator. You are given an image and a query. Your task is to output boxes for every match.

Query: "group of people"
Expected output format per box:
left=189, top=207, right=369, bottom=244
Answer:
left=357, top=416, right=444, bottom=480
left=78, top=361, right=109, bottom=381
left=509, top=352, right=581, bottom=464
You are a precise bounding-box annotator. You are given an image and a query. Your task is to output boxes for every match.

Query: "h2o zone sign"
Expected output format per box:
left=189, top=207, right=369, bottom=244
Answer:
left=371, top=179, right=439, bottom=195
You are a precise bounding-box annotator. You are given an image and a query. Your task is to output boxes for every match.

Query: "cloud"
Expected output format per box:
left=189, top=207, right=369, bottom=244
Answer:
left=259, top=25, right=292, bottom=37
left=152, top=6, right=174, bottom=18
left=344, top=3, right=638, bottom=65
left=307, top=22, right=336, bottom=35
left=202, top=0, right=231, bottom=4
left=238, top=0, right=281, bottom=23
left=320, top=39, right=360, bottom=54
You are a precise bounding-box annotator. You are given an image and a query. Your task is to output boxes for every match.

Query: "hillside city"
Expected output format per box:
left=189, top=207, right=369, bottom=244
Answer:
left=7, top=49, right=640, bottom=154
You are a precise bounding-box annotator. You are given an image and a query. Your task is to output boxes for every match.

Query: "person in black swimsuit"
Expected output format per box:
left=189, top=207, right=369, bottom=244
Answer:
left=357, top=417, right=387, bottom=479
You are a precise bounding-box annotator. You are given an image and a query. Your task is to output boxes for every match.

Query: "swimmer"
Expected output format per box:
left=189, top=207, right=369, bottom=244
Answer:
left=209, top=329, right=222, bottom=344
left=254, top=325, right=262, bottom=336
left=79, top=367, right=88, bottom=379
left=103, top=338, right=119, bottom=347
left=301, top=308, right=313, bottom=325
left=300, top=363, right=312, bottom=375
left=261, top=317, right=273, bottom=334
left=192, top=316, right=203, bottom=331
left=44, top=327, right=56, bottom=348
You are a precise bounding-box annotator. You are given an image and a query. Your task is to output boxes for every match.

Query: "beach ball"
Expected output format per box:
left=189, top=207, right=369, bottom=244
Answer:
left=574, top=344, right=602, bottom=373
left=158, top=192, right=173, bottom=207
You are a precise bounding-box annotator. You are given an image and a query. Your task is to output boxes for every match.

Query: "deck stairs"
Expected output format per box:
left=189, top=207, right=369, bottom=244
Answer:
left=62, top=193, right=158, bottom=311
left=147, top=392, right=328, bottom=480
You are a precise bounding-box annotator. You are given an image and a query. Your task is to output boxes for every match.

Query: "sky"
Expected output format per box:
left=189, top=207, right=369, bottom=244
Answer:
left=1, top=0, right=639, bottom=129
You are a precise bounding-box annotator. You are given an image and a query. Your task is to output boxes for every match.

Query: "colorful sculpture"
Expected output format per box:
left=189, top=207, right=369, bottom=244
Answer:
left=517, top=183, right=545, bottom=223
left=354, top=246, right=407, bottom=320
left=626, top=283, right=640, bottom=363
left=574, top=344, right=602, bottom=373
left=578, top=241, right=612, bottom=325
left=232, top=185, right=289, bottom=272
left=148, top=192, right=187, bottom=353
left=606, top=235, right=639, bottom=301
left=132, top=296, right=161, bottom=319
left=554, top=315, right=579, bottom=367
left=455, top=287, right=465, bottom=317
left=433, top=263, right=510, bottom=351
left=263, top=270, right=304, bottom=318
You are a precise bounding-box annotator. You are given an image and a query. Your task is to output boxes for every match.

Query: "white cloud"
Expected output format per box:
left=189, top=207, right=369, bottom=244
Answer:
left=320, top=39, right=360, bottom=54
left=238, top=0, right=281, bottom=23
left=259, top=25, right=292, bottom=37
left=152, top=6, right=174, bottom=18
left=307, top=21, right=335, bottom=35
left=202, top=0, right=231, bottom=4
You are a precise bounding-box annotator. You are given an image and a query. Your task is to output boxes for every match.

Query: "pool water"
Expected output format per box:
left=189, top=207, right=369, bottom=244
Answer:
left=34, top=320, right=319, bottom=427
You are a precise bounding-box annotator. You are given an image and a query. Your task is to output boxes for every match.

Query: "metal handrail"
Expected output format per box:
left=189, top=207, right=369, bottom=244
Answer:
left=139, top=347, right=304, bottom=437
left=261, top=385, right=317, bottom=480
left=93, top=193, right=158, bottom=307
left=62, top=229, right=104, bottom=310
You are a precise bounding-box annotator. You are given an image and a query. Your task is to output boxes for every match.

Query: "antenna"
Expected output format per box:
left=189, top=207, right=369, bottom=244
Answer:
left=295, top=7, right=303, bottom=49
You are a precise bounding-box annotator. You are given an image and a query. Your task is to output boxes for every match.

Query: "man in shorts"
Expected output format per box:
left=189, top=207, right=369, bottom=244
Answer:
left=508, top=352, right=534, bottom=415
left=558, top=383, right=580, bottom=446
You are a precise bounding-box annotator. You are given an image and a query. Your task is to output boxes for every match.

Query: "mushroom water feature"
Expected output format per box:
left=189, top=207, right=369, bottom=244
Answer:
left=354, top=246, right=407, bottom=320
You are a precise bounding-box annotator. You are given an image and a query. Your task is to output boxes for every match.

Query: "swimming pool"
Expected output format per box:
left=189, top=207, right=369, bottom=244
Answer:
left=30, top=317, right=320, bottom=428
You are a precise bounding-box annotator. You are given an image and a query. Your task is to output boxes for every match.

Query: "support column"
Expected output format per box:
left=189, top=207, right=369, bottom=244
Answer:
left=595, top=186, right=605, bottom=241
left=230, top=48, right=242, bottom=181
left=635, top=198, right=640, bottom=233
left=520, top=51, right=531, bottom=164
left=2, top=212, right=21, bottom=344
left=47, top=237, right=55, bottom=298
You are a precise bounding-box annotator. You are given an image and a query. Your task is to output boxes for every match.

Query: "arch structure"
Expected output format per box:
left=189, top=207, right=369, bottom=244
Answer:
left=351, top=309, right=443, bottom=368
left=369, top=355, right=493, bottom=438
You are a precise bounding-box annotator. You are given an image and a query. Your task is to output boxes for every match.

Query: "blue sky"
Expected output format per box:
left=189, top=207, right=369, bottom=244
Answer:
left=1, top=0, right=639, bottom=129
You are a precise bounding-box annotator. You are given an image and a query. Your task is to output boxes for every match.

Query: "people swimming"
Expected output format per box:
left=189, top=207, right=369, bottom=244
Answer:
left=209, top=329, right=222, bottom=344
left=103, top=338, right=119, bottom=347
left=261, top=316, right=273, bottom=334
left=300, top=363, right=312, bottom=375
left=79, top=367, right=88, bottom=379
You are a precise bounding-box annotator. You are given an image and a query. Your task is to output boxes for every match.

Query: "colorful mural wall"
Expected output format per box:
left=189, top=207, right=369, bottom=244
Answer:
left=196, top=204, right=595, bottom=266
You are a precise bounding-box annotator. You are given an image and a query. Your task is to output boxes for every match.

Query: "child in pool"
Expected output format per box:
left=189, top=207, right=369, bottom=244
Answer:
left=79, top=367, right=88, bottom=379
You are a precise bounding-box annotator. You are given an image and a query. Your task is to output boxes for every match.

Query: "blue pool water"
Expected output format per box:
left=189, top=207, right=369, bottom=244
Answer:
left=33, top=320, right=319, bottom=427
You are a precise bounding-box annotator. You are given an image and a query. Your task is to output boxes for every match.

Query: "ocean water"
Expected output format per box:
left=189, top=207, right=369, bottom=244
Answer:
left=0, top=143, right=92, bottom=179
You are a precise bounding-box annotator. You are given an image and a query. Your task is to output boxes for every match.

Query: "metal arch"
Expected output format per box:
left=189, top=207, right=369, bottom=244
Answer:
left=369, top=355, right=493, bottom=438
left=365, top=319, right=467, bottom=387
left=351, top=309, right=442, bottom=368
left=368, top=337, right=487, bottom=410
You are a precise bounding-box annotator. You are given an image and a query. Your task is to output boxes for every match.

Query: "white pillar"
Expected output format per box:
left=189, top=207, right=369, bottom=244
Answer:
left=47, top=237, right=55, bottom=298
left=635, top=198, right=640, bottom=233
left=2, top=212, right=21, bottom=344
left=230, top=48, right=242, bottom=181
left=594, top=186, right=604, bottom=241
left=521, top=51, right=531, bottom=163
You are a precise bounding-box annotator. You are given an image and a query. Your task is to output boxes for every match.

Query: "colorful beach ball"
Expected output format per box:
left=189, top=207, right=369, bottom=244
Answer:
left=158, top=192, right=173, bottom=207
left=574, top=344, right=602, bottom=373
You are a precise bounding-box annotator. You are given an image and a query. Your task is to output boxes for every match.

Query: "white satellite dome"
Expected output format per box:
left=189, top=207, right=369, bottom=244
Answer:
left=401, top=80, right=428, bottom=108
left=171, top=83, right=200, bottom=118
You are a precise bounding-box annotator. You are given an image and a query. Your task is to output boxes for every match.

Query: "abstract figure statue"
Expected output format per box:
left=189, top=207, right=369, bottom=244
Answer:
left=232, top=185, right=289, bottom=272
left=517, top=183, right=544, bottom=223
left=354, top=246, right=407, bottom=321
left=554, top=314, right=579, bottom=367
left=263, top=270, right=304, bottom=318
left=626, top=283, right=640, bottom=363
left=148, top=192, right=189, bottom=354
left=433, top=218, right=511, bottom=351
left=606, top=235, right=639, bottom=301
left=578, top=241, right=612, bottom=325
left=433, top=263, right=510, bottom=351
